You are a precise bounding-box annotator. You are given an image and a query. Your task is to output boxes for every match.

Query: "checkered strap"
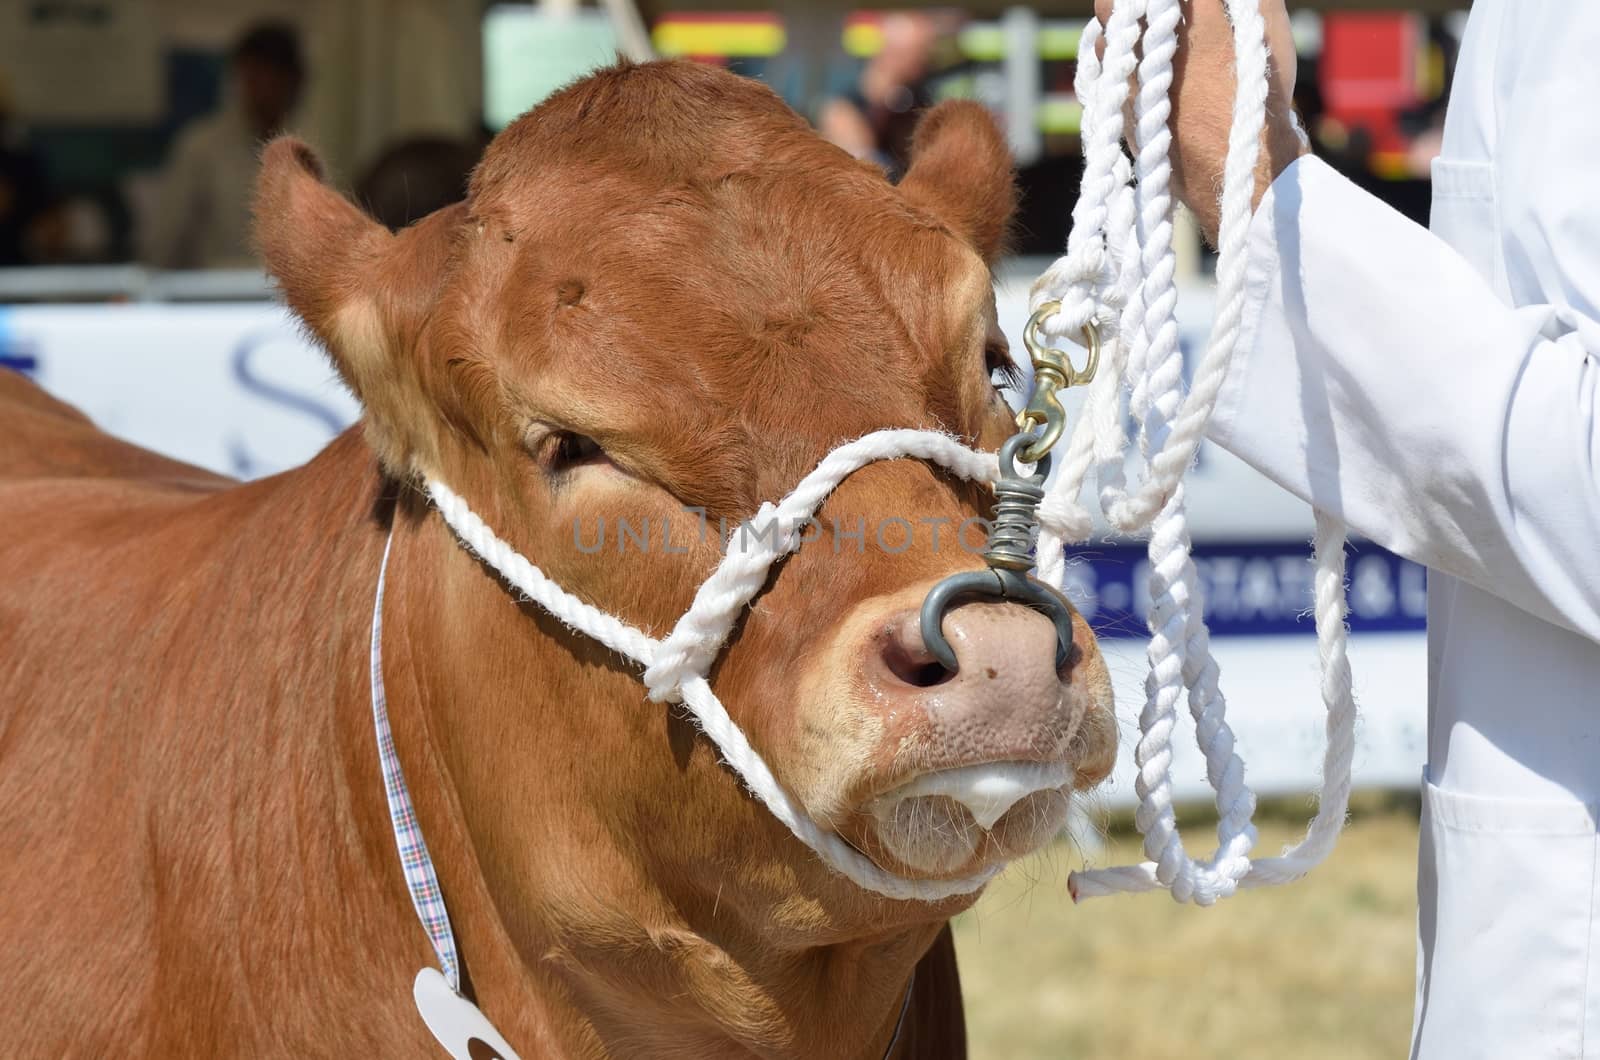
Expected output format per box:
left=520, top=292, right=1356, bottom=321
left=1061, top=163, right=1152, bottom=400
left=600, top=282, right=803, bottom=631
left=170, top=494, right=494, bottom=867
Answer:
left=373, top=530, right=912, bottom=1055
left=371, top=529, right=462, bottom=993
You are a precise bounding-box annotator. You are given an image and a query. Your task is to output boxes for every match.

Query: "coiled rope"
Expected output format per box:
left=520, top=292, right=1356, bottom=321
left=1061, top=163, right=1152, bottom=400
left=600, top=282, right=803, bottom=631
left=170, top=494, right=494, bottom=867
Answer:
left=1032, top=0, right=1356, bottom=904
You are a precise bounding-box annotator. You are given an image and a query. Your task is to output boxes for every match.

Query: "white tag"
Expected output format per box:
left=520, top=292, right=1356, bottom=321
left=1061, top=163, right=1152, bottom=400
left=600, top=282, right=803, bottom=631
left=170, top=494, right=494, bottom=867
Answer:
left=413, top=968, right=523, bottom=1060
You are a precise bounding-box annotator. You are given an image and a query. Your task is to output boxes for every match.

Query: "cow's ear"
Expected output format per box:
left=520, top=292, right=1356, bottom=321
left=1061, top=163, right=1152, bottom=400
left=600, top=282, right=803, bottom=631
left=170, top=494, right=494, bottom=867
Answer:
left=898, top=101, right=1016, bottom=264
left=254, top=137, right=461, bottom=475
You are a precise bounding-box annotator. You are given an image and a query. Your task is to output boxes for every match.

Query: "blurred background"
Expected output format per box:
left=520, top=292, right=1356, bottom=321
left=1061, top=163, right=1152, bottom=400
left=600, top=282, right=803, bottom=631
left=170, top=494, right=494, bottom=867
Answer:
left=0, top=0, right=1463, bottom=1054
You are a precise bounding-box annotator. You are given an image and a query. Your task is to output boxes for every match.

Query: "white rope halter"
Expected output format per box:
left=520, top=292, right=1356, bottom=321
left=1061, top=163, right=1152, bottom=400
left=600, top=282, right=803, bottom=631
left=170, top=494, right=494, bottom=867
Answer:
left=420, top=0, right=1355, bottom=909
left=428, top=430, right=1010, bottom=903
left=1035, top=0, right=1356, bottom=904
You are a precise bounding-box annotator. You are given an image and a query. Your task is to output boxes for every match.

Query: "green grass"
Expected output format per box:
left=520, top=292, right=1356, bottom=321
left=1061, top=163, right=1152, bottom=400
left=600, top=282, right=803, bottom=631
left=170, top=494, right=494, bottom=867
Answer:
left=954, top=798, right=1420, bottom=1059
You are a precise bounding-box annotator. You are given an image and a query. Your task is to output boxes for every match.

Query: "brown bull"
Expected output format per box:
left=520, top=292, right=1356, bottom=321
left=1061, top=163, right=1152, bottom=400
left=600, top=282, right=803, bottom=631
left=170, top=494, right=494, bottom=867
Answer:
left=0, top=61, right=1114, bottom=1057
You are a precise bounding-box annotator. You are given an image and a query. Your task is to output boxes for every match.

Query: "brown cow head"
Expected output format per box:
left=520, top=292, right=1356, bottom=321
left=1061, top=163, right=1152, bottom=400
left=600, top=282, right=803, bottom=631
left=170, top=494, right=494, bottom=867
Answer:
left=257, top=62, right=1113, bottom=948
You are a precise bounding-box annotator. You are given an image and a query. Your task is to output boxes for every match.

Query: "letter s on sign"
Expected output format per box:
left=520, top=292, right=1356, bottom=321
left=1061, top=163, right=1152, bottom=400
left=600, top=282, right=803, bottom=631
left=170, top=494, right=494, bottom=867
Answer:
left=228, top=325, right=358, bottom=478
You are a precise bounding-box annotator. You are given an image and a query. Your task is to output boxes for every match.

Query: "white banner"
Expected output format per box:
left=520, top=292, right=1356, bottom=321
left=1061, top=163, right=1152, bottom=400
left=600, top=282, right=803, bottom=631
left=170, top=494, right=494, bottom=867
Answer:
left=3, top=302, right=359, bottom=480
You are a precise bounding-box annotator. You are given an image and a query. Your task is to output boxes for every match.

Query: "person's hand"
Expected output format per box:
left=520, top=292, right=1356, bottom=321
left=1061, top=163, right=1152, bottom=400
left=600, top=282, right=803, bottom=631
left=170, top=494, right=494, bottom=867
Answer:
left=1093, top=0, right=1309, bottom=242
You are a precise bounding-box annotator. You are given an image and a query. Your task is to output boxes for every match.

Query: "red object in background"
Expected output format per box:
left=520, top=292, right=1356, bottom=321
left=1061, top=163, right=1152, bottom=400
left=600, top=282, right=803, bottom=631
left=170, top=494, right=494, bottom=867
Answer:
left=1320, top=13, right=1422, bottom=161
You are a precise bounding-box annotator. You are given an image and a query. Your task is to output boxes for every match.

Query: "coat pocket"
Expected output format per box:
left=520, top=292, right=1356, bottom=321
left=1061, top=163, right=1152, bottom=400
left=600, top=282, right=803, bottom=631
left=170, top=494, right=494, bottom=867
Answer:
left=1413, top=772, right=1599, bottom=1058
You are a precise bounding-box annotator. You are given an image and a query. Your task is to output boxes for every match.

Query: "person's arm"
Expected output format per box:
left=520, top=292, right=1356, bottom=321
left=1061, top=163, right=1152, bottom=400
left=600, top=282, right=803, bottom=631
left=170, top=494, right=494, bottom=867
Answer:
left=1100, top=0, right=1600, bottom=640
left=1208, top=154, right=1600, bottom=641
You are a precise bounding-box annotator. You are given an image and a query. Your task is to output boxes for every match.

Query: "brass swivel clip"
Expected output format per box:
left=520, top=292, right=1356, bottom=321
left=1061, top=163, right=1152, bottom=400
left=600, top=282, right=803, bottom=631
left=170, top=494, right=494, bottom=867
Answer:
left=1016, top=300, right=1100, bottom=464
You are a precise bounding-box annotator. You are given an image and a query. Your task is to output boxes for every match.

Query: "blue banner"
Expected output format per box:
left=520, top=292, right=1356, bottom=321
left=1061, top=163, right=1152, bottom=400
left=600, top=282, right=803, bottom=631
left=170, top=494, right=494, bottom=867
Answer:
left=1062, top=539, right=1428, bottom=638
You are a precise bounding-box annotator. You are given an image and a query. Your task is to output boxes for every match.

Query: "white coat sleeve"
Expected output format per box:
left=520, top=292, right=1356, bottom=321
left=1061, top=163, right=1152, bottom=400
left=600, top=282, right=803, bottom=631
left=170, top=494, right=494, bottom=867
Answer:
left=1207, top=154, right=1600, bottom=642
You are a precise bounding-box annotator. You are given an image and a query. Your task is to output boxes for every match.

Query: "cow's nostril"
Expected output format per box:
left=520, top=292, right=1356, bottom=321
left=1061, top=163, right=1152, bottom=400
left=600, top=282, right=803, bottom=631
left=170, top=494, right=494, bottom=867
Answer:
left=880, top=625, right=957, bottom=688
left=905, top=659, right=953, bottom=688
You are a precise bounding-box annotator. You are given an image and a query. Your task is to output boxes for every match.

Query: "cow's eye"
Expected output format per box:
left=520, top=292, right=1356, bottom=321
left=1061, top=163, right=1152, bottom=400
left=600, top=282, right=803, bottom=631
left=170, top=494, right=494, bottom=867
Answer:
left=986, top=337, right=1023, bottom=392
left=547, top=431, right=603, bottom=471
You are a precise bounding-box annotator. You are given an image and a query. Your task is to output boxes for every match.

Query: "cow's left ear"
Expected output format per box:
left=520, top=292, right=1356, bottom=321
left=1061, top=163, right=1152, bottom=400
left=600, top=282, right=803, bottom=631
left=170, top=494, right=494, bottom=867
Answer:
left=898, top=101, right=1017, bottom=264
left=255, top=137, right=464, bottom=476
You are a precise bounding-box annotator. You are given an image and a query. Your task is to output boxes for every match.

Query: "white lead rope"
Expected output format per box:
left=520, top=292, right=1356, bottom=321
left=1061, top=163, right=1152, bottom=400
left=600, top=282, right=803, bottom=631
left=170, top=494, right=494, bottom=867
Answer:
left=1037, top=0, right=1356, bottom=903
left=417, top=417, right=1350, bottom=910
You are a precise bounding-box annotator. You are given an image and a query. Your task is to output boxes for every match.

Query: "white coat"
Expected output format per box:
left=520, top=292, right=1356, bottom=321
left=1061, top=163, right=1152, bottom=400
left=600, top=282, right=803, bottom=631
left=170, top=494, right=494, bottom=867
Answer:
left=1205, top=2, right=1600, bottom=1055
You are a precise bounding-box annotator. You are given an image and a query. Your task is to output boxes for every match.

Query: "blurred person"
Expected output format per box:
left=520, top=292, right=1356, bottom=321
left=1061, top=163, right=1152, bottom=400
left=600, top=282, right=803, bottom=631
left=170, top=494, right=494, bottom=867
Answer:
left=818, top=12, right=940, bottom=179
left=145, top=21, right=304, bottom=269
left=0, top=71, right=54, bottom=266
left=1103, top=0, right=1600, bottom=1054
left=355, top=135, right=483, bottom=232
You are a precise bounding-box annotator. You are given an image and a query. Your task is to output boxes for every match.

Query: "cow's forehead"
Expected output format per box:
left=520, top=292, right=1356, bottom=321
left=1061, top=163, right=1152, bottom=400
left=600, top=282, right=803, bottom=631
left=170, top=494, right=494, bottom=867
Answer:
left=458, top=61, right=999, bottom=507
left=513, top=160, right=986, bottom=355
left=483, top=222, right=990, bottom=507
left=500, top=180, right=986, bottom=427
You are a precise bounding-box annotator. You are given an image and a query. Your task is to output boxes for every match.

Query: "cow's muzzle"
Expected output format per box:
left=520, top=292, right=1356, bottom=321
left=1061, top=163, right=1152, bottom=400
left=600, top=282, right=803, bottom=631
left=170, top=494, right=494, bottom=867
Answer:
left=836, top=590, right=1113, bottom=878
left=867, top=761, right=1074, bottom=875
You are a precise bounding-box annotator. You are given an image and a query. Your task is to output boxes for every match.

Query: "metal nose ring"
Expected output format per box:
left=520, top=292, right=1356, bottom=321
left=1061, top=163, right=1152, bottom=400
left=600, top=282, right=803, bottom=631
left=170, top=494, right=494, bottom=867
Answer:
left=918, top=568, right=1075, bottom=675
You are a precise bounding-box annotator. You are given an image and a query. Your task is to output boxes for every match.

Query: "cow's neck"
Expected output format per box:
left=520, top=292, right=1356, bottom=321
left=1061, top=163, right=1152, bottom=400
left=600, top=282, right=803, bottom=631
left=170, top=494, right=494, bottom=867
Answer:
left=377, top=510, right=947, bottom=1059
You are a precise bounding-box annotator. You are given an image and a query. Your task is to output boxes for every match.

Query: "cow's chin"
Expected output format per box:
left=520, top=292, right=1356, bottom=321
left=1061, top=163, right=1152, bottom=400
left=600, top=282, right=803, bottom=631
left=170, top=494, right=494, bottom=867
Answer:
left=863, top=761, right=1073, bottom=878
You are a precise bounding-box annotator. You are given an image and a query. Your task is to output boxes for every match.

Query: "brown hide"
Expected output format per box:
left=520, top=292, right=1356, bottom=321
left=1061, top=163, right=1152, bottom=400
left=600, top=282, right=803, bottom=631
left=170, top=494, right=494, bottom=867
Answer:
left=0, top=385, right=964, bottom=1058
left=1, top=62, right=1111, bottom=1057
